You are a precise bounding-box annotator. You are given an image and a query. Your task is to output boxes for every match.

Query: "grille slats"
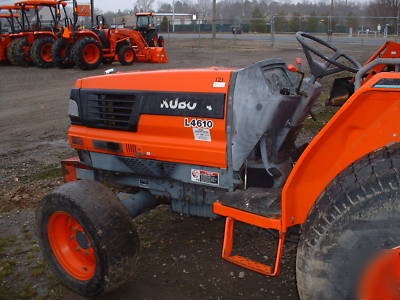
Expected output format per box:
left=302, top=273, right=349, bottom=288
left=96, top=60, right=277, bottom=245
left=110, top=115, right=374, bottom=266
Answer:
left=85, top=92, right=136, bottom=131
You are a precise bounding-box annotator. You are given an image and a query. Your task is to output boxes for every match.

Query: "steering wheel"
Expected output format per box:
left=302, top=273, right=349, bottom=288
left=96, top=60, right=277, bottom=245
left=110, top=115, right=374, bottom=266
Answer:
left=296, top=32, right=362, bottom=79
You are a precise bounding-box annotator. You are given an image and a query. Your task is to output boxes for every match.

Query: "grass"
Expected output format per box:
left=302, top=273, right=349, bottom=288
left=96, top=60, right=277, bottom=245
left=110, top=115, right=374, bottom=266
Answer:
left=303, top=106, right=338, bottom=134
left=23, top=163, right=62, bottom=183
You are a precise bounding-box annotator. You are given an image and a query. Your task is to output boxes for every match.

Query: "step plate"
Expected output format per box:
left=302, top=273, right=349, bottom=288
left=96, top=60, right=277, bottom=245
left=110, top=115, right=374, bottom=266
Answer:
left=220, top=188, right=281, bottom=218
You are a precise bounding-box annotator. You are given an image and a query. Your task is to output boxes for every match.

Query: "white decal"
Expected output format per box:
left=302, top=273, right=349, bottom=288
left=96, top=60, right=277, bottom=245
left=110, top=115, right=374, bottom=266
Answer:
left=193, top=128, right=212, bottom=142
left=191, top=169, right=219, bottom=185
left=160, top=98, right=197, bottom=110
left=213, top=82, right=226, bottom=88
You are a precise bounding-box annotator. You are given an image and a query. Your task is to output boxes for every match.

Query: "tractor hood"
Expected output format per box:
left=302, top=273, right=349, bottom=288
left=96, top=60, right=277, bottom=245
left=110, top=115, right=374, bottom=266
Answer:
left=74, top=68, right=236, bottom=94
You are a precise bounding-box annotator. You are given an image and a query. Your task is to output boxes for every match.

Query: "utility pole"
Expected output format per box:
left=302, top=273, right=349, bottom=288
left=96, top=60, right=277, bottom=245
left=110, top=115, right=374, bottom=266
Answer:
left=328, top=0, right=333, bottom=40
left=172, top=0, right=175, bottom=33
left=212, top=0, right=216, bottom=39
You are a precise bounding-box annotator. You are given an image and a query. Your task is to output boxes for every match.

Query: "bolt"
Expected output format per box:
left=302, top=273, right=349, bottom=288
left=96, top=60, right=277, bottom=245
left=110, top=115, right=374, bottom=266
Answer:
left=70, top=235, right=75, bottom=239
left=82, top=267, right=88, bottom=272
left=84, top=251, right=89, bottom=255
left=72, top=227, right=79, bottom=231
left=76, top=247, right=81, bottom=251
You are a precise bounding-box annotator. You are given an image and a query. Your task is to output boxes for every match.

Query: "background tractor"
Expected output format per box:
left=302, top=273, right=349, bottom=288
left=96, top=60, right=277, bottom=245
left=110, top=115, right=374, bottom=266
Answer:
left=37, top=32, right=400, bottom=299
left=135, top=12, right=165, bottom=47
left=7, top=0, right=67, bottom=68
left=0, top=12, right=20, bottom=63
left=52, top=0, right=168, bottom=70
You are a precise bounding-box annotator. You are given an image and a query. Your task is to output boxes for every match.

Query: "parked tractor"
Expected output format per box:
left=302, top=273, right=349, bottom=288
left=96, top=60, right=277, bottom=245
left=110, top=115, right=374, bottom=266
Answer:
left=135, top=12, right=164, bottom=47
left=52, top=0, right=168, bottom=70
left=0, top=4, right=33, bottom=64
left=0, top=12, right=20, bottom=63
left=7, top=0, right=66, bottom=68
left=37, top=32, right=400, bottom=299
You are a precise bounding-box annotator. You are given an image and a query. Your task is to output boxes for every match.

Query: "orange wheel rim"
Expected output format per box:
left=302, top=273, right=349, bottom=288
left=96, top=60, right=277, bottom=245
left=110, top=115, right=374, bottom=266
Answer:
left=124, top=49, right=134, bottom=62
left=41, top=42, right=52, bottom=62
left=47, top=212, right=96, bottom=281
left=359, top=248, right=400, bottom=300
left=83, top=44, right=100, bottom=64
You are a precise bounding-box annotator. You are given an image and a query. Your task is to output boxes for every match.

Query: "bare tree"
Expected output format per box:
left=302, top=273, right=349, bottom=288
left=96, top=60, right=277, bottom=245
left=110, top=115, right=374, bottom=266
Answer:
left=134, top=0, right=155, bottom=12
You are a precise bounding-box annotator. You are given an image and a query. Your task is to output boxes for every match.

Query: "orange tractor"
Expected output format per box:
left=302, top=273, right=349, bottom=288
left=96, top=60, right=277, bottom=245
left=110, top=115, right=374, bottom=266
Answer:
left=52, top=0, right=168, bottom=70
left=0, top=4, right=33, bottom=64
left=37, top=32, right=400, bottom=299
left=7, top=0, right=67, bottom=68
left=0, top=12, right=20, bottom=63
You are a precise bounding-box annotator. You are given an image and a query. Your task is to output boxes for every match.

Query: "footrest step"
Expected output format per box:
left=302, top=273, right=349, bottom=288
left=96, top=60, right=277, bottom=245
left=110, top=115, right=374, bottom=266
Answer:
left=225, top=255, right=273, bottom=275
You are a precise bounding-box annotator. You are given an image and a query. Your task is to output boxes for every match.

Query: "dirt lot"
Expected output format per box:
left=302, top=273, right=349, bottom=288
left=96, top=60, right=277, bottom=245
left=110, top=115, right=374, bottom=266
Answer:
left=0, top=38, right=378, bottom=299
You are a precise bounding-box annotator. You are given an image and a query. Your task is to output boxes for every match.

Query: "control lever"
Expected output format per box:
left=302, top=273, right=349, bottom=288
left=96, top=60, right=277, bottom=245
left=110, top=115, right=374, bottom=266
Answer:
left=287, top=63, right=307, bottom=97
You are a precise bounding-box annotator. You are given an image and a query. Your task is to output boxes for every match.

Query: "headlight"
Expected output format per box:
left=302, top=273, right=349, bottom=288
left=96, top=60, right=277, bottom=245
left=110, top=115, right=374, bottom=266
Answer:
left=68, top=99, right=79, bottom=117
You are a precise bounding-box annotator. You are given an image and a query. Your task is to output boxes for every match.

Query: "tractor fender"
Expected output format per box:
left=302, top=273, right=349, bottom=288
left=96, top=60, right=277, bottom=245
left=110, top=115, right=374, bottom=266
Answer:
left=33, top=31, right=57, bottom=39
left=281, top=72, right=400, bottom=229
left=75, top=31, right=100, bottom=42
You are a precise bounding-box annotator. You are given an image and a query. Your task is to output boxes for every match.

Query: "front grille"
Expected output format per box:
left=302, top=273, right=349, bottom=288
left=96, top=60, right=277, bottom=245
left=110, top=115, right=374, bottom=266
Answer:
left=86, top=93, right=137, bottom=131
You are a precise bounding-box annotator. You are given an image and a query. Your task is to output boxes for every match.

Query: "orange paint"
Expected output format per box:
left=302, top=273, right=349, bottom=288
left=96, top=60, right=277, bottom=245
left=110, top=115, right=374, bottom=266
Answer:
left=282, top=72, right=400, bottom=228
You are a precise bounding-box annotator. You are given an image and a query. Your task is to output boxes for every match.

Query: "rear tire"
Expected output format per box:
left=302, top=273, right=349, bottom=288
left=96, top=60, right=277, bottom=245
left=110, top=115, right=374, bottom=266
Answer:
left=296, top=145, right=400, bottom=300
left=13, top=37, right=32, bottom=67
left=158, top=36, right=165, bottom=47
left=37, top=180, right=140, bottom=297
left=72, top=37, right=102, bottom=70
left=31, top=36, right=55, bottom=68
left=52, top=38, right=74, bottom=68
left=118, top=45, right=135, bottom=65
left=6, top=38, right=18, bottom=65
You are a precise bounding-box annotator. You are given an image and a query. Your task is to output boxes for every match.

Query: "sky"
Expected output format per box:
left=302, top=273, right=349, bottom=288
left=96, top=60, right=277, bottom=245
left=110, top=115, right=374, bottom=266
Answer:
left=0, top=0, right=365, bottom=13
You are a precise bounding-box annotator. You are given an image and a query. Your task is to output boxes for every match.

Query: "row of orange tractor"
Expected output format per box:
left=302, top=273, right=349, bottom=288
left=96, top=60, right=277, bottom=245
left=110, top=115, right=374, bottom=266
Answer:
left=0, top=0, right=168, bottom=70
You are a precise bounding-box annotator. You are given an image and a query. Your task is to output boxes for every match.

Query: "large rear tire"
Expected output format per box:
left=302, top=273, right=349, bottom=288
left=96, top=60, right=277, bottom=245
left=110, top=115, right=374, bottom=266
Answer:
left=30, top=36, right=55, bottom=68
left=296, top=145, right=400, bottom=300
left=72, top=37, right=102, bottom=70
left=51, top=38, right=74, bottom=68
left=37, top=180, right=140, bottom=297
left=13, top=37, right=32, bottom=67
left=6, top=38, right=18, bottom=65
left=158, top=35, right=165, bottom=47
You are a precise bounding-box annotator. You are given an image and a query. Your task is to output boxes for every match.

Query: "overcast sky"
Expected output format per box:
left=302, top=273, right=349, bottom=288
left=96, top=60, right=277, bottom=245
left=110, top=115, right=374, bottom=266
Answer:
left=0, top=0, right=365, bottom=13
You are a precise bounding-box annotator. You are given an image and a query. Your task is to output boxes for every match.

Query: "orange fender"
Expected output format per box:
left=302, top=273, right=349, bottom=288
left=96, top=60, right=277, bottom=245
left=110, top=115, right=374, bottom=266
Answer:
left=281, top=72, right=400, bottom=228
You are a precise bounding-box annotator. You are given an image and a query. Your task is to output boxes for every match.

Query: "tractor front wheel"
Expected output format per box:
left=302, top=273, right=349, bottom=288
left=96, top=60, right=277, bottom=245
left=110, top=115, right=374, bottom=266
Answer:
left=31, top=36, right=55, bottom=68
left=296, top=145, right=400, bottom=300
left=52, top=38, right=74, bottom=68
left=72, top=37, right=102, bottom=70
left=37, top=180, right=140, bottom=297
left=118, top=45, right=135, bottom=65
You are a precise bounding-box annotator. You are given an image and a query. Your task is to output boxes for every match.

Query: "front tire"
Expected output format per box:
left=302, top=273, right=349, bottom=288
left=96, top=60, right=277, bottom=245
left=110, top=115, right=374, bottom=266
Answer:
left=72, top=37, right=102, bottom=70
left=296, top=145, right=400, bottom=299
left=37, top=180, right=139, bottom=297
left=118, top=45, right=135, bottom=65
left=31, top=36, right=55, bottom=68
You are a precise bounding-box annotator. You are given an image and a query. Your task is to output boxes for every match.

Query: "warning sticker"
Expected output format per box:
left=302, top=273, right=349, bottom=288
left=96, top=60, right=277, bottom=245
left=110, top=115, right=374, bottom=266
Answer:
left=191, top=169, right=219, bottom=185
left=193, top=128, right=212, bottom=142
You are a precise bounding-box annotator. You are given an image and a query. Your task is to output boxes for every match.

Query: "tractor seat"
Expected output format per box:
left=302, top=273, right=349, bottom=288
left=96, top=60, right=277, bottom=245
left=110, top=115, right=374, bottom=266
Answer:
left=93, top=29, right=110, bottom=49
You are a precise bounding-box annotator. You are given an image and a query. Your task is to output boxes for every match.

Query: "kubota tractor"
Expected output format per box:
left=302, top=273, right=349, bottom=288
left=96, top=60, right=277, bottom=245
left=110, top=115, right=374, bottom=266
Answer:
left=52, top=0, right=168, bottom=70
left=37, top=32, right=400, bottom=299
left=0, top=12, right=20, bottom=63
left=7, top=0, right=66, bottom=68
left=135, top=12, right=164, bottom=47
left=0, top=4, right=33, bottom=64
